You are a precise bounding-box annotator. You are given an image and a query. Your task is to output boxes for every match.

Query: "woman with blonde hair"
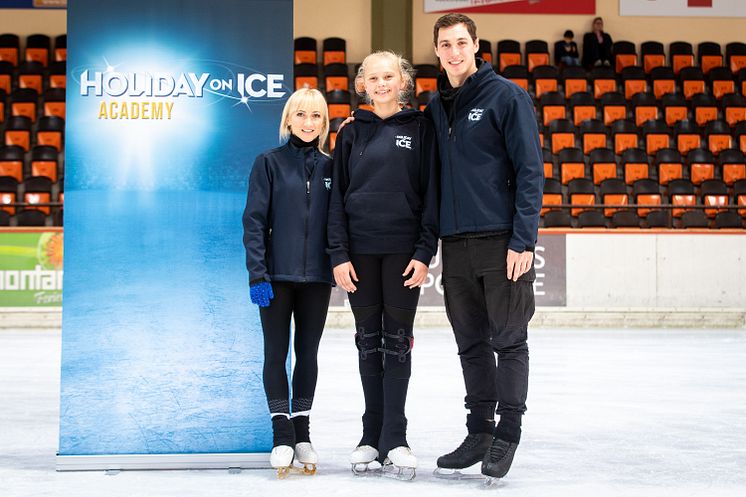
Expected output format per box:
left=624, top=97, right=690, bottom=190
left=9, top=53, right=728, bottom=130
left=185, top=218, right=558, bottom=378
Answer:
left=327, top=51, right=439, bottom=479
left=243, top=87, right=333, bottom=477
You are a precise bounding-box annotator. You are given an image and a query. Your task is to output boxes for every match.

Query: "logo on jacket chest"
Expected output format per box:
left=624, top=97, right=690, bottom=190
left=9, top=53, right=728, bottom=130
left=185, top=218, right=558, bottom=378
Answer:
left=395, top=135, right=413, bottom=149
left=324, top=177, right=332, bottom=190
left=468, top=108, right=484, bottom=121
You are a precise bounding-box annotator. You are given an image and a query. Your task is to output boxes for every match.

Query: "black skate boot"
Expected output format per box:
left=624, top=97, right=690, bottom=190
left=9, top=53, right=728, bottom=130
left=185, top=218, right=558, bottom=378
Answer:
left=433, top=414, right=494, bottom=479
left=481, top=438, right=518, bottom=483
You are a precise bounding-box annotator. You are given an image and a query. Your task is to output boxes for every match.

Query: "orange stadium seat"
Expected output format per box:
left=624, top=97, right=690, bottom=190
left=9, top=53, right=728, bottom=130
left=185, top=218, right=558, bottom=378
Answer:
left=501, top=64, right=529, bottom=91
left=621, top=147, right=650, bottom=184
left=735, top=179, right=746, bottom=217
left=631, top=92, right=659, bottom=127
left=43, top=88, right=66, bottom=119
left=526, top=40, right=550, bottom=72
left=0, top=34, right=19, bottom=66
left=590, top=66, right=617, bottom=99
left=719, top=149, right=746, bottom=186
left=680, top=67, right=706, bottom=100
left=655, top=148, right=684, bottom=186
left=708, top=66, right=735, bottom=100
left=414, top=64, right=439, bottom=96
left=478, top=39, right=493, bottom=64
left=22, top=177, right=52, bottom=215
left=558, top=147, right=585, bottom=184
left=25, top=34, right=50, bottom=67
left=541, top=178, right=563, bottom=216
left=542, top=148, right=555, bottom=180
left=722, top=93, right=746, bottom=127
left=497, top=40, right=521, bottom=72
left=589, top=148, right=618, bottom=185
left=641, top=41, right=665, bottom=73
left=662, top=93, right=688, bottom=127
left=705, top=120, right=733, bottom=156
left=326, top=89, right=351, bottom=120
left=36, top=116, right=64, bottom=151
left=4, top=116, right=32, bottom=151
left=0, top=177, right=19, bottom=215
left=698, top=42, right=723, bottom=74
left=549, top=119, right=575, bottom=155
left=568, top=178, right=596, bottom=217
left=294, top=63, right=318, bottom=90
left=561, top=66, right=588, bottom=99
left=323, top=63, right=349, bottom=92
left=569, top=91, right=596, bottom=126
left=726, top=42, right=746, bottom=74
left=30, top=146, right=58, bottom=183
left=0, top=61, right=11, bottom=93
left=691, top=93, right=718, bottom=127
left=650, top=66, right=676, bottom=100
left=533, top=65, right=559, bottom=99
left=53, top=34, right=66, bottom=62
left=0, top=145, right=24, bottom=182
left=600, top=178, right=629, bottom=217
left=670, top=41, right=694, bottom=75
left=621, top=66, right=647, bottom=100
left=668, top=178, right=697, bottom=218
left=613, top=41, right=638, bottom=74
left=611, top=119, right=639, bottom=155
left=632, top=178, right=663, bottom=218
left=687, top=148, right=716, bottom=185
left=49, top=61, right=66, bottom=89
left=540, top=91, right=566, bottom=127
left=642, top=119, right=671, bottom=156
left=674, top=120, right=702, bottom=156
left=322, top=37, right=346, bottom=66
left=294, top=37, right=317, bottom=64
left=579, top=118, right=607, bottom=154
left=700, top=179, right=729, bottom=218
left=737, top=122, right=746, bottom=154
left=601, top=92, right=627, bottom=126
left=11, top=88, right=38, bottom=122
left=18, top=61, right=43, bottom=93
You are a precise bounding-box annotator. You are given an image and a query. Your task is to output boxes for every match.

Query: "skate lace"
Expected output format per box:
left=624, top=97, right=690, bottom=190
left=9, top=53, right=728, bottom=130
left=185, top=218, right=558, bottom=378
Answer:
left=448, top=434, right=481, bottom=457
left=487, top=440, right=509, bottom=462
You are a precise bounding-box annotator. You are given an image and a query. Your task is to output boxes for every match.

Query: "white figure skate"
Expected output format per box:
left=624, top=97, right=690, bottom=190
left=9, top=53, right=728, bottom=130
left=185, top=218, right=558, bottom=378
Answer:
left=294, top=442, right=318, bottom=475
left=381, top=446, right=417, bottom=481
left=270, top=445, right=295, bottom=479
left=350, top=445, right=380, bottom=475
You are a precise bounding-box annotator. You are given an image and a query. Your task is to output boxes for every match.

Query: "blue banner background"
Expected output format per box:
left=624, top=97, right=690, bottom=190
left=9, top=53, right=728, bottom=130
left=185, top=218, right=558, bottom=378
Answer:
left=60, top=0, right=292, bottom=455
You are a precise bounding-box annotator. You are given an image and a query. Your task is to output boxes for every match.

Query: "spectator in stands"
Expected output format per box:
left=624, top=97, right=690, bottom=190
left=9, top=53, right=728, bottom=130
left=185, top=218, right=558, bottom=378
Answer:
left=242, top=87, right=333, bottom=475
left=327, top=50, right=439, bottom=476
left=427, top=12, right=543, bottom=481
left=555, top=29, right=580, bottom=67
left=582, top=17, right=613, bottom=68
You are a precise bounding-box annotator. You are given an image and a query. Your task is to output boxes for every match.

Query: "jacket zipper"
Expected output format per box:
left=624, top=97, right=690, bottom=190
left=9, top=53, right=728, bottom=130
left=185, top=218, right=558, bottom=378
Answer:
left=302, top=150, right=315, bottom=282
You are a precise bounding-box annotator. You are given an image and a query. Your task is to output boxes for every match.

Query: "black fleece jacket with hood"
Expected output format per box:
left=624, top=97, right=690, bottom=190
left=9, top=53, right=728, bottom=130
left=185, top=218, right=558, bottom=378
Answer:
left=327, top=108, right=439, bottom=267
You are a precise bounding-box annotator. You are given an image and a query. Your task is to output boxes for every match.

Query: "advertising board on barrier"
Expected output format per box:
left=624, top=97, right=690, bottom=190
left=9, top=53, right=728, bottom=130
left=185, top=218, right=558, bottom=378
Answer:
left=0, top=231, right=63, bottom=307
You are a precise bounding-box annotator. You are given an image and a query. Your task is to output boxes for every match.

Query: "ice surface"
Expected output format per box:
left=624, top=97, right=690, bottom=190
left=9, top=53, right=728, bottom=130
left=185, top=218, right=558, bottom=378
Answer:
left=2, top=326, right=745, bottom=497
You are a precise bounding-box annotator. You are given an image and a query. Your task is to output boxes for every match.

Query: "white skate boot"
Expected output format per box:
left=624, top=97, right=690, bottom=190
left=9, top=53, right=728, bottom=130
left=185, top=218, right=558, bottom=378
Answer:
left=270, top=445, right=295, bottom=479
left=382, top=446, right=417, bottom=481
left=294, top=442, right=318, bottom=475
left=350, top=445, right=379, bottom=475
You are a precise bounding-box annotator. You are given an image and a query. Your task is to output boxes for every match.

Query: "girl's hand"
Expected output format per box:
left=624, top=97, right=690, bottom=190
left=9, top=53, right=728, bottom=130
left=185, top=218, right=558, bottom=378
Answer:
left=333, top=261, right=359, bottom=293
left=402, top=260, right=428, bottom=288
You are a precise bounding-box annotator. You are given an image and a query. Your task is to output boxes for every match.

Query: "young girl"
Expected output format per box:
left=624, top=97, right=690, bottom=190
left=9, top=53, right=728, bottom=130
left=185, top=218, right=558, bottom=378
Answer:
left=243, top=88, right=333, bottom=477
left=327, top=51, right=439, bottom=479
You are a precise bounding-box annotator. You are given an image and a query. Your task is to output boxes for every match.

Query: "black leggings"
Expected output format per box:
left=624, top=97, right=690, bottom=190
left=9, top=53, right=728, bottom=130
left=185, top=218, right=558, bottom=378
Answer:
left=260, top=281, right=331, bottom=415
left=347, top=253, right=421, bottom=460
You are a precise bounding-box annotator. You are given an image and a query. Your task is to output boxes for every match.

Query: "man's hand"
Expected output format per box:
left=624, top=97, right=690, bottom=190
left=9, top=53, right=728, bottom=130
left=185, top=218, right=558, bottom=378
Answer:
left=402, top=260, right=429, bottom=288
left=333, top=261, right=358, bottom=293
left=507, top=249, right=533, bottom=282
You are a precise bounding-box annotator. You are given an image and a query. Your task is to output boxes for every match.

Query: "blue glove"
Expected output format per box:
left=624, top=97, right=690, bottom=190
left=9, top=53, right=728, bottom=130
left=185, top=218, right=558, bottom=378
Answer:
left=249, top=281, right=274, bottom=308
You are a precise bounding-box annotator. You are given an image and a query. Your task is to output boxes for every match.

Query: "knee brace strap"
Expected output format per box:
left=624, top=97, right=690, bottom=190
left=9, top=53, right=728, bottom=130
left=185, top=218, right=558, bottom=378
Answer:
left=382, top=330, right=413, bottom=363
left=355, top=328, right=381, bottom=360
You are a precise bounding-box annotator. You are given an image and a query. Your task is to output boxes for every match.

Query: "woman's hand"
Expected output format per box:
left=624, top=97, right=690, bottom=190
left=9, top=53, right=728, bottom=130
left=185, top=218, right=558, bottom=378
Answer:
left=333, top=261, right=358, bottom=293
left=402, top=260, right=428, bottom=288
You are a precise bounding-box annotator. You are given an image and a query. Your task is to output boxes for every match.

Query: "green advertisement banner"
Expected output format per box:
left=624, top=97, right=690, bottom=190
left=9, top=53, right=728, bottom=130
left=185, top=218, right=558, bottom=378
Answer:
left=0, top=230, right=63, bottom=307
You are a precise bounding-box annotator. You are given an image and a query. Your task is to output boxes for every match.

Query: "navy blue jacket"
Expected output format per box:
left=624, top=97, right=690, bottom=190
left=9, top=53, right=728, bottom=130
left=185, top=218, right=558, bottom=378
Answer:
left=327, top=108, right=439, bottom=267
left=243, top=140, right=333, bottom=284
left=425, top=61, right=544, bottom=253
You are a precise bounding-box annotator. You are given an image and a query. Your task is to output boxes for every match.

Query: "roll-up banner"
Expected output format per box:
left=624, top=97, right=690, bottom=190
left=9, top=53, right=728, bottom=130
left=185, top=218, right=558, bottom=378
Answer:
left=423, top=0, right=595, bottom=15
left=58, top=0, right=292, bottom=470
left=620, top=0, right=746, bottom=17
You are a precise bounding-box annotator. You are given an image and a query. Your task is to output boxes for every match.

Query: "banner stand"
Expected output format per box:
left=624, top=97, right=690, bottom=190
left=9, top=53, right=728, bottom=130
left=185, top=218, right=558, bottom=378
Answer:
left=56, top=453, right=269, bottom=472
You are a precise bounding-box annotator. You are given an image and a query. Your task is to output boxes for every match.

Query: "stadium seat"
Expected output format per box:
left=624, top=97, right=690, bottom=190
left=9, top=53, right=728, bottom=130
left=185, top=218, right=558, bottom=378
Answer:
left=53, top=34, right=66, bottom=62
left=590, top=66, right=617, bottom=99
left=501, top=64, right=529, bottom=91
left=525, top=40, right=550, bottom=72
left=680, top=209, right=710, bottom=228
left=589, top=147, right=618, bottom=184
left=25, top=34, right=50, bottom=67
left=568, top=178, right=596, bottom=217
left=22, top=176, right=52, bottom=215
left=533, top=65, right=559, bottom=99
left=323, top=63, right=349, bottom=92
left=662, top=93, right=688, bottom=126
left=611, top=210, right=641, bottom=228
left=714, top=210, right=743, bottom=228
left=641, top=41, right=665, bottom=74
left=478, top=39, right=493, bottom=64
left=43, top=88, right=65, bottom=119
left=655, top=148, right=684, bottom=185
left=18, top=61, right=43, bottom=93
left=721, top=93, right=746, bottom=127
left=577, top=209, right=607, bottom=228
left=15, top=209, right=47, bottom=226
left=414, top=64, right=439, bottom=96
left=612, top=41, right=638, bottom=74
left=561, top=65, right=588, bottom=99
left=416, top=91, right=434, bottom=111
left=633, top=178, right=663, bottom=217
left=726, top=42, right=746, bottom=74
left=611, top=119, right=639, bottom=154
left=687, top=148, right=716, bottom=185
left=10, top=88, right=38, bottom=122
left=36, top=116, right=64, bottom=151
left=0, top=61, right=11, bottom=94
left=328, top=117, right=344, bottom=153
left=736, top=121, right=746, bottom=154
left=600, top=177, right=629, bottom=216
left=650, top=66, right=676, bottom=100
left=497, top=39, right=521, bottom=72
left=540, top=91, right=566, bottom=127
left=543, top=209, right=573, bottom=227
left=700, top=179, right=729, bottom=218
left=631, top=92, right=659, bottom=126
left=645, top=209, right=671, bottom=228
left=739, top=68, right=746, bottom=95
left=48, top=60, right=66, bottom=89
left=670, top=41, right=694, bottom=75
left=541, top=177, right=563, bottom=215
left=294, top=37, right=317, bottom=64
left=543, top=148, right=555, bottom=180
left=579, top=118, right=607, bottom=154
left=736, top=179, right=746, bottom=217
left=569, top=91, right=596, bottom=126
left=719, top=148, right=746, bottom=186
left=0, top=145, right=24, bottom=182
left=4, top=115, right=31, bottom=151
left=322, top=37, right=346, bottom=66
left=0, top=176, right=19, bottom=215
left=707, top=66, right=735, bottom=100
left=0, top=34, right=20, bottom=66
left=691, top=93, right=718, bottom=127
left=30, top=145, right=58, bottom=182
left=680, top=67, right=706, bottom=99
left=668, top=178, right=697, bottom=218
left=705, top=120, right=733, bottom=155
left=326, top=89, right=351, bottom=120
left=698, top=42, right=723, bottom=74
left=294, top=63, right=318, bottom=90
left=0, top=89, right=5, bottom=124
left=621, top=66, right=647, bottom=100
left=558, top=147, right=585, bottom=184
left=642, top=119, right=671, bottom=156
left=601, top=91, right=627, bottom=126
left=549, top=119, right=575, bottom=155
left=621, top=148, right=650, bottom=184
left=674, top=120, right=702, bottom=155
left=0, top=209, right=9, bottom=226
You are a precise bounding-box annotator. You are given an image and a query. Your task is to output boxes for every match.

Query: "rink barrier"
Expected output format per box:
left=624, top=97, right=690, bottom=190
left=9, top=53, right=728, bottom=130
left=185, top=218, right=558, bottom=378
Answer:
left=56, top=453, right=270, bottom=472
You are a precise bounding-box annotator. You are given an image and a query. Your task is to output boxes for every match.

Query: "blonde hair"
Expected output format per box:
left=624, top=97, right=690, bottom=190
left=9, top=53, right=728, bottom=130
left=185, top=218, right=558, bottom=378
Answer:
left=279, top=88, right=329, bottom=152
left=354, top=51, right=415, bottom=106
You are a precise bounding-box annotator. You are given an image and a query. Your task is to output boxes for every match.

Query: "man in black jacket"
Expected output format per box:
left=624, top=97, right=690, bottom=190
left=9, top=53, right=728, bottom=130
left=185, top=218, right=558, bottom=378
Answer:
left=425, top=13, right=544, bottom=480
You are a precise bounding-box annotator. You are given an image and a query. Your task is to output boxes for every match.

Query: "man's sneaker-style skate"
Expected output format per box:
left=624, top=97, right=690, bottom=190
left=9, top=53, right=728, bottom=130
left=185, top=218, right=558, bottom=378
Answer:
left=350, top=445, right=379, bottom=475
left=481, top=438, right=519, bottom=484
left=294, top=442, right=318, bottom=475
left=381, top=446, right=417, bottom=481
left=433, top=432, right=493, bottom=479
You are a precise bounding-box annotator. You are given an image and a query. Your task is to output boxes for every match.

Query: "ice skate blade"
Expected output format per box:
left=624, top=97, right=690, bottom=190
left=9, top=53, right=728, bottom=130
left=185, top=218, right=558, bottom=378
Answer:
left=351, top=462, right=381, bottom=476
left=483, top=476, right=505, bottom=488
left=381, top=463, right=416, bottom=481
left=298, top=462, right=316, bottom=475
left=276, top=466, right=292, bottom=479
left=433, top=466, right=484, bottom=480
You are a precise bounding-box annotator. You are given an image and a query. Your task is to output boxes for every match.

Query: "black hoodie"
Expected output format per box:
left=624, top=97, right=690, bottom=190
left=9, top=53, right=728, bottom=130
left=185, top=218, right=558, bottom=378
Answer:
left=327, top=108, right=439, bottom=267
